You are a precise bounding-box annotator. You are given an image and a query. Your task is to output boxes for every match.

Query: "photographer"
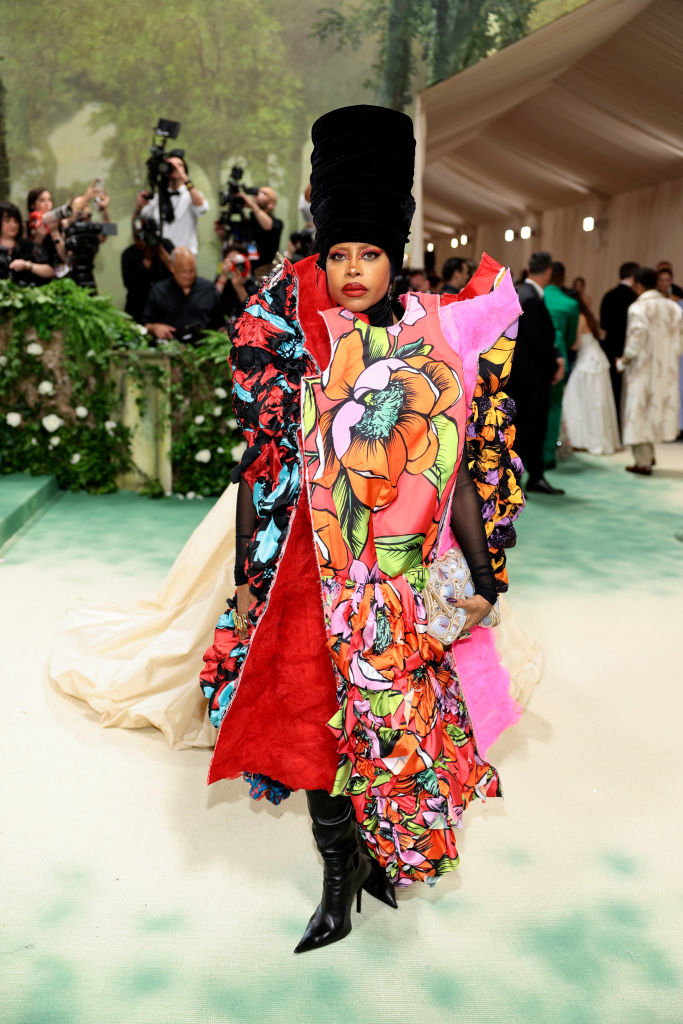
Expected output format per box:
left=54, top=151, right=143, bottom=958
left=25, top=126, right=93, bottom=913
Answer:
left=215, top=244, right=258, bottom=325
left=121, top=220, right=174, bottom=323
left=26, top=187, right=67, bottom=268
left=239, top=186, right=283, bottom=265
left=42, top=181, right=115, bottom=291
left=142, top=246, right=224, bottom=344
left=0, top=200, right=55, bottom=285
left=135, top=153, right=209, bottom=255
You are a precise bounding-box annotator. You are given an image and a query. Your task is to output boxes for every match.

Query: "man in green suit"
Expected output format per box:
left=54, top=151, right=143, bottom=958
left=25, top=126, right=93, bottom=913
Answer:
left=543, top=261, right=579, bottom=469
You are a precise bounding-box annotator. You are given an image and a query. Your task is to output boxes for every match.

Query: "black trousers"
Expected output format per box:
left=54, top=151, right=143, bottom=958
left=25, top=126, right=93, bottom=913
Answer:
left=508, top=385, right=550, bottom=484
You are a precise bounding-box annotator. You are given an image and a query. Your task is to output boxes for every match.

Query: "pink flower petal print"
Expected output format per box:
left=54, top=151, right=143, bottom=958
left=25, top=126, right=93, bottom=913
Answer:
left=332, top=399, right=365, bottom=459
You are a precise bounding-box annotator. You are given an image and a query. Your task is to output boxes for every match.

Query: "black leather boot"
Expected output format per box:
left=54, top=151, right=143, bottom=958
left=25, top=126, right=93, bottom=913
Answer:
left=361, top=851, right=398, bottom=909
left=294, top=790, right=371, bottom=954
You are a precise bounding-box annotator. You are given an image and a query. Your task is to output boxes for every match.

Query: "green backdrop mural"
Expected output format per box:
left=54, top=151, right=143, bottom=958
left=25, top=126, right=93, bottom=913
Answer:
left=0, top=0, right=587, bottom=304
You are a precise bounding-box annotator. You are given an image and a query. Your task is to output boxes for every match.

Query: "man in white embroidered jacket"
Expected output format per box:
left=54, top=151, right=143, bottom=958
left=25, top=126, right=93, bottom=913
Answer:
left=618, top=266, right=683, bottom=474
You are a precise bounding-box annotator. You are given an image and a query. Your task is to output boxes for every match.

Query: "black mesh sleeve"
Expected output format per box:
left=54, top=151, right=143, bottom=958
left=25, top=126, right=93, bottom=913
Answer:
left=449, top=457, right=498, bottom=607
left=234, top=478, right=257, bottom=587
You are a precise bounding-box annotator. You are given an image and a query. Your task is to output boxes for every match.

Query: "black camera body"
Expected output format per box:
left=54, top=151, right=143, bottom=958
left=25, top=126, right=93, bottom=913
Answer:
left=218, top=165, right=258, bottom=241
left=133, top=215, right=162, bottom=249
left=65, top=219, right=118, bottom=290
left=145, top=118, right=182, bottom=226
left=0, top=248, right=12, bottom=279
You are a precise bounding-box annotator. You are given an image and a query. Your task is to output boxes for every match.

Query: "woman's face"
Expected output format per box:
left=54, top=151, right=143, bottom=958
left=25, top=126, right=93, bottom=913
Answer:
left=1, top=212, right=20, bottom=239
left=34, top=190, right=53, bottom=213
left=326, top=242, right=391, bottom=312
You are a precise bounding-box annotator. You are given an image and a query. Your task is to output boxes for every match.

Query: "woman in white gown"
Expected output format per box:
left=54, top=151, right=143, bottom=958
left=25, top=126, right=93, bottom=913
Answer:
left=49, top=481, right=543, bottom=754
left=563, top=306, right=621, bottom=456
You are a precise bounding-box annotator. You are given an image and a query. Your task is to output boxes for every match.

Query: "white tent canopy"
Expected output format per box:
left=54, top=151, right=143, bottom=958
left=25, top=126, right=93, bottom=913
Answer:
left=413, top=0, right=683, bottom=296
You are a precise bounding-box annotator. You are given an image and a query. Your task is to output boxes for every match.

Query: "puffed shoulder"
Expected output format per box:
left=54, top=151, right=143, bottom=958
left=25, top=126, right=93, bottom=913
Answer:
left=439, top=268, right=521, bottom=361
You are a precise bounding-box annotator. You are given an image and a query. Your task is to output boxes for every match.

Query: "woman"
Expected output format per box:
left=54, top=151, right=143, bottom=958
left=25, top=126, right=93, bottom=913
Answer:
left=200, top=106, right=524, bottom=952
left=0, top=200, right=55, bottom=285
left=26, top=187, right=67, bottom=268
left=562, top=296, right=621, bottom=455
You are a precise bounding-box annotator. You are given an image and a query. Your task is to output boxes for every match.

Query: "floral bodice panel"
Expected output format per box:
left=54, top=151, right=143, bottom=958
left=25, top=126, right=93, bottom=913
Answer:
left=302, top=293, right=466, bottom=581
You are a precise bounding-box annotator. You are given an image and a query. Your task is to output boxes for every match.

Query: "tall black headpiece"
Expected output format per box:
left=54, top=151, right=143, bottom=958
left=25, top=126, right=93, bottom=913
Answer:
left=310, top=105, right=416, bottom=272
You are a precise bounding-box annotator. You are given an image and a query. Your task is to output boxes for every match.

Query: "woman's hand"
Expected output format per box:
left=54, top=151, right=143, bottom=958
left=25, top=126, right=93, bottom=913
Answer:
left=235, top=583, right=253, bottom=640
left=449, top=594, right=493, bottom=634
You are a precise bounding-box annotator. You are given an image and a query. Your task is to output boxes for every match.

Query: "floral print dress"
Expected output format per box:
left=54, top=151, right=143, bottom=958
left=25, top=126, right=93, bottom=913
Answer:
left=200, top=255, right=523, bottom=887
left=302, top=293, right=500, bottom=885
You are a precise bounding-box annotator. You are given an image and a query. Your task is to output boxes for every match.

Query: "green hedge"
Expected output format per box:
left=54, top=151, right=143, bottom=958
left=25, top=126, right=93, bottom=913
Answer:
left=0, top=279, right=241, bottom=496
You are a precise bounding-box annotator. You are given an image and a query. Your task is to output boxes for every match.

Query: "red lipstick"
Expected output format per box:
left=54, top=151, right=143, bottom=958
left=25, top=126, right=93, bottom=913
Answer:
left=342, top=283, right=368, bottom=296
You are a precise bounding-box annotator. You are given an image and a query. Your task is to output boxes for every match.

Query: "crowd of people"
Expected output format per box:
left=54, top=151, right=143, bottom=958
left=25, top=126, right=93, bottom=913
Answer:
left=3, top=162, right=683, bottom=480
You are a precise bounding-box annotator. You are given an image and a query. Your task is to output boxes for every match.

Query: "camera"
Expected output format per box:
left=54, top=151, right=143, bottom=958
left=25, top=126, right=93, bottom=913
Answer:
left=133, top=215, right=162, bottom=248
left=217, top=165, right=258, bottom=245
left=0, top=248, right=12, bottom=279
left=145, top=118, right=182, bottom=225
left=65, top=217, right=118, bottom=290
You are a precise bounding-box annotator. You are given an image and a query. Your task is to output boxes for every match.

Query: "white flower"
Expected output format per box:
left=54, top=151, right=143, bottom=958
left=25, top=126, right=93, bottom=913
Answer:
left=27, top=342, right=44, bottom=356
left=214, top=387, right=228, bottom=400
left=30, top=438, right=38, bottom=446
left=70, top=453, right=81, bottom=465
left=194, top=414, right=205, bottom=425
left=86, top=349, right=95, bottom=358
left=0, top=355, right=7, bottom=366
left=185, top=491, right=196, bottom=500
left=6, top=412, right=21, bottom=427
left=231, top=442, right=247, bottom=461
left=226, top=418, right=237, bottom=430
left=75, top=405, right=89, bottom=419
left=38, top=380, right=55, bottom=396
left=216, top=446, right=224, bottom=454
left=212, top=406, right=223, bottom=417
left=42, top=414, right=64, bottom=433
left=49, top=436, right=61, bottom=447
left=104, top=420, right=117, bottom=433
left=195, top=449, right=212, bottom=464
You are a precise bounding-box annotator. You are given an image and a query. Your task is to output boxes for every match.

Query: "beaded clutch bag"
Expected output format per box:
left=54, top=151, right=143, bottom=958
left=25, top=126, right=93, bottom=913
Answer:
left=422, top=548, right=500, bottom=645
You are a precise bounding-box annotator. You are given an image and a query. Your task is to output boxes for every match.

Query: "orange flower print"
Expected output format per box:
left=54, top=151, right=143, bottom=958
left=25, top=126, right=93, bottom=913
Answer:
left=320, top=326, right=461, bottom=509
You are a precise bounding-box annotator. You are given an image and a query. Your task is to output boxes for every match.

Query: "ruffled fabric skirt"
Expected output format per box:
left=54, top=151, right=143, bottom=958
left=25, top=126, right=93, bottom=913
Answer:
left=322, top=573, right=501, bottom=887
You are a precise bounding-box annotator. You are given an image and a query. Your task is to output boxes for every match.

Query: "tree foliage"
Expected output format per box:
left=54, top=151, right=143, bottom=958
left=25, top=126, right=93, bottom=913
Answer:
left=313, top=0, right=538, bottom=109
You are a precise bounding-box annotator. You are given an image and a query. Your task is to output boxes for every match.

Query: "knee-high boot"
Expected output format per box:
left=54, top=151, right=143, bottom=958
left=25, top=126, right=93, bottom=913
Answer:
left=294, top=789, right=371, bottom=954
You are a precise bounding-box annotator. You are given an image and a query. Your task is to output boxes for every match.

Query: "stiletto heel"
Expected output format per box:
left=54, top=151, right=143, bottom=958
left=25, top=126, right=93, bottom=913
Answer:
left=356, top=889, right=362, bottom=913
left=361, top=852, right=398, bottom=909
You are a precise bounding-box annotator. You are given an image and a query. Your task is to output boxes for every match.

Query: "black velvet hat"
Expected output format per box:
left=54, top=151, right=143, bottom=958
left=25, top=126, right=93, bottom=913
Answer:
left=309, top=105, right=416, bottom=271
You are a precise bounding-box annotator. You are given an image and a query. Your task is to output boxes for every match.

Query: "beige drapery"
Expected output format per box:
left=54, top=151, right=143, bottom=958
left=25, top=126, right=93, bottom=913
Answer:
left=413, top=0, right=683, bottom=300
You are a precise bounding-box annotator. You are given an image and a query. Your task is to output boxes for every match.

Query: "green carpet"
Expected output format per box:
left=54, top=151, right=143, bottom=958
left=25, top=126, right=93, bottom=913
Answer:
left=1, top=449, right=681, bottom=1024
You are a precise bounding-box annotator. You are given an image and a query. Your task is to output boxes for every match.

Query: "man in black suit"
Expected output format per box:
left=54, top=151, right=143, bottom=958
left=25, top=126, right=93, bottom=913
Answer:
left=507, top=251, right=566, bottom=495
left=599, top=261, right=638, bottom=423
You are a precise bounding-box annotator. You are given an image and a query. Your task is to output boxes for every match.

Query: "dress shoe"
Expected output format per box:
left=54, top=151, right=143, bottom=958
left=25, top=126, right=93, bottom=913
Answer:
left=625, top=465, right=652, bottom=476
left=525, top=478, right=565, bottom=495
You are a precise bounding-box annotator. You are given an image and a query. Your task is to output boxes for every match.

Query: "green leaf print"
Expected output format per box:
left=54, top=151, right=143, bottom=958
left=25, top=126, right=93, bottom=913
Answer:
left=302, top=380, right=317, bottom=439
left=395, top=337, right=427, bottom=358
left=445, top=722, right=469, bottom=747
left=415, top=767, right=442, bottom=796
left=424, top=412, right=460, bottom=499
left=369, top=689, right=404, bottom=719
left=374, top=532, right=425, bottom=577
left=332, top=470, right=371, bottom=559
left=364, top=324, right=392, bottom=360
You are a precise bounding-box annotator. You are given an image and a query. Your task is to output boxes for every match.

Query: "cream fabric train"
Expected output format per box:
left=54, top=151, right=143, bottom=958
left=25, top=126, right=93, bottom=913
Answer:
left=49, top=484, right=542, bottom=749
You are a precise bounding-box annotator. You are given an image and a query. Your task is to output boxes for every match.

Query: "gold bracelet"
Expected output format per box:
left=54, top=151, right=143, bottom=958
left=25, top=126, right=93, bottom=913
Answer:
left=234, top=612, right=247, bottom=631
